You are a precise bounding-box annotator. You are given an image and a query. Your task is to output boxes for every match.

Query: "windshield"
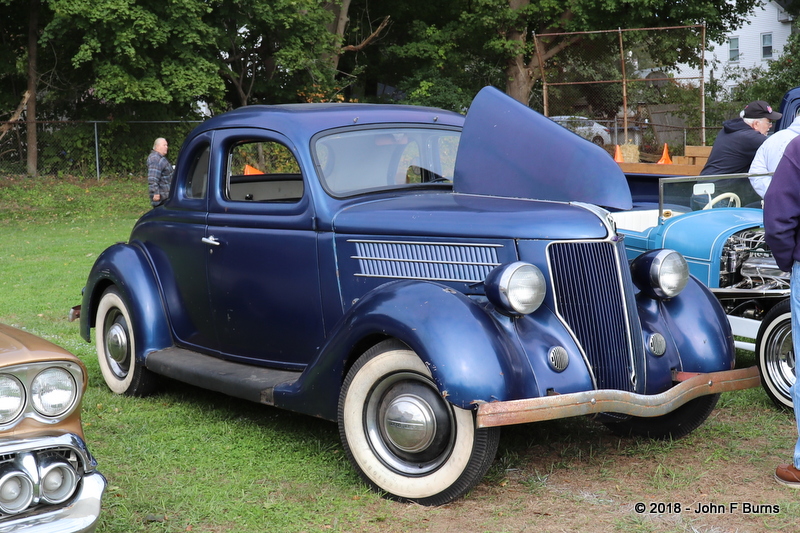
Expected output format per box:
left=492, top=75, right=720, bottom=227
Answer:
left=313, top=127, right=460, bottom=197
left=660, top=174, right=763, bottom=218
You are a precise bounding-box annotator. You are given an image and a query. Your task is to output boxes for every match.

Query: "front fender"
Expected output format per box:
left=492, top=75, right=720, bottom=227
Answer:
left=274, top=280, right=524, bottom=420
left=660, top=276, right=736, bottom=372
left=80, top=243, right=172, bottom=359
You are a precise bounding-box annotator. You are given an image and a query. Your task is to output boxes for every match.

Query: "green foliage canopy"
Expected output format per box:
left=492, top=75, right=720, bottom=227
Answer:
left=41, top=0, right=340, bottom=111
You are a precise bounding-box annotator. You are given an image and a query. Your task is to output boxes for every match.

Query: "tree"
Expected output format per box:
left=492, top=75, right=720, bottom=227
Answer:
left=42, top=0, right=342, bottom=111
left=341, top=0, right=762, bottom=109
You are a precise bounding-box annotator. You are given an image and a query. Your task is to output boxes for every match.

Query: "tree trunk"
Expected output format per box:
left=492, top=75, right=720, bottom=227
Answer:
left=26, top=0, right=39, bottom=177
left=504, top=0, right=534, bottom=105
left=324, top=0, right=352, bottom=70
left=505, top=34, right=536, bottom=105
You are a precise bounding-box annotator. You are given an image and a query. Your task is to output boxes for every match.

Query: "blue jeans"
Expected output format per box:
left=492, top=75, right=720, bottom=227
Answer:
left=790, top=263, right=800, bottom=468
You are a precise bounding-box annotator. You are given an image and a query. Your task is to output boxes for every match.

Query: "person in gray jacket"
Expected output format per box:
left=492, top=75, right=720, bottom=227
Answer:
left=147, top=137, right=172, bottom=207
left=749, top=110, right=800, bottom=197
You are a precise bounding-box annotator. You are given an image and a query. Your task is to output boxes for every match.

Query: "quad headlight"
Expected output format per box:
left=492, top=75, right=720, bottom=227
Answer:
left=631, top=249, right=689, bottom=299
left=0, top=363, right=82, bottom=427
left=0, top=466, right=34, bottom=514
left=31, top=367, right=78, bottom=418
left=0, top=375, right=25, bottom=424
left=485, top=262, right=546, bottom=315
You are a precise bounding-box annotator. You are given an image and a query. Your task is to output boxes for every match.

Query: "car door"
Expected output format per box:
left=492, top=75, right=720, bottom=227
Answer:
left=144, top=133, right=218, bottom=351
left=205, top=129, right=324, bottom=368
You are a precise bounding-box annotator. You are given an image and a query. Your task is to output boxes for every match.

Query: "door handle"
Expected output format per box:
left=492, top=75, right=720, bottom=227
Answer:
left=202, top=236, right=220, bottom=246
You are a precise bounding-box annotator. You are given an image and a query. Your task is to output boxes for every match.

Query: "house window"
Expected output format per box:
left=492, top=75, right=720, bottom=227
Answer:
left=762, top=33, right=773, bottom=59
left=729, top=37, right=739, bottom=62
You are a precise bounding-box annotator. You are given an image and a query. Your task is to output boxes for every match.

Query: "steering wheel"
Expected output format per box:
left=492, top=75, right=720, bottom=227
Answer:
left=703, top=192, right=741, bottom=210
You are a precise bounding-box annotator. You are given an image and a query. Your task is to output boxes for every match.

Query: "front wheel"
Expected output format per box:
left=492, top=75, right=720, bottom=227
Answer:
left=602, top=394, right=720, bottom=439
left=756, top=299, right=795, bottom=409
left=338, top=340, right=500, bottom=505
left=95, top=287, right=157, bottom=397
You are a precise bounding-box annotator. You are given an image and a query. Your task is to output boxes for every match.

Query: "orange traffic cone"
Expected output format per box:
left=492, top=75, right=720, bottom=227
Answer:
left=614, top=145, right=624, bottom=163
left=656, top=143, right=672, bottom=164
left=244, top=164, right=261, bottom=175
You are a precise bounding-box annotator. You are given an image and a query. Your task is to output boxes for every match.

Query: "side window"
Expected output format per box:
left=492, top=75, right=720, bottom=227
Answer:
left=185, top=145, right=210, bottom=199
left=226, top=140, right=303, bottom=202
left=762, top=33, right=773, bottom=59
left=729, top=37, right=739, bottom=62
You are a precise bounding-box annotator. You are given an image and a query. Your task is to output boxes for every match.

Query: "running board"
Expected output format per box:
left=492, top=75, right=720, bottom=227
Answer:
left=145, top=347, right=301, bottom=405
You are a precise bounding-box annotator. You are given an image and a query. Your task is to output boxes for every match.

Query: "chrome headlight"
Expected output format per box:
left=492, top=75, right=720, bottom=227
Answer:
left=485, top=262, right=547, bottom=315
left=31, top=367, right=78, bottom=418
left=0, top=375, right=25, bottom=424
left=0, top=466, right=34, bottom=514
left=631, top=249, right=689, bottom=299
left=38, top=456, right=79, bottom=504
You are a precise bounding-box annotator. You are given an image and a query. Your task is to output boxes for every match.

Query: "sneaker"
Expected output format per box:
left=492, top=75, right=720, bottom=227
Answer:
left=775, top=464, right=800, bottom=487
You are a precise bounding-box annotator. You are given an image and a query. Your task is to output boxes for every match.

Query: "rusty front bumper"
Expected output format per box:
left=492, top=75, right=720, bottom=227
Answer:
left=475, top=365, right=761, bottom=429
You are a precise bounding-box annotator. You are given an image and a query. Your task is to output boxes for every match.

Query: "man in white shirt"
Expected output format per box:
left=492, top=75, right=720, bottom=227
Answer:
left=749, top=111, right=800, bottom=197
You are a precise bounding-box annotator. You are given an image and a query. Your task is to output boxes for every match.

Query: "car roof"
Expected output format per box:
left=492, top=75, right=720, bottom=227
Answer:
left=190, top=103, right=466, bottom=141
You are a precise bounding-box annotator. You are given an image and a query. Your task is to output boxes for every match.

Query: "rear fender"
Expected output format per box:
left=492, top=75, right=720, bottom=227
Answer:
left=274, top=280, right=524, bottom=420
left=80, top=243, right=172, bottom=359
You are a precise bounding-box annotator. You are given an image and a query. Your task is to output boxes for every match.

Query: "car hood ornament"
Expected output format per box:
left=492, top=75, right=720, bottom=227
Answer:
left=453, top=86, right=632, bottom=210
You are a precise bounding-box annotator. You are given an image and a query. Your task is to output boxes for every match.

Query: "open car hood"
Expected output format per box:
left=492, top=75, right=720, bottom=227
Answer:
left=453, top=86, right=632, bottom=210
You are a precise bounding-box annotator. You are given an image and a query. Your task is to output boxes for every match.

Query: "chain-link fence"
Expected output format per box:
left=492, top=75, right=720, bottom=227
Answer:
left=534, top=25, right=713, bottom=160
left=0, top=120, right=201, bottom=178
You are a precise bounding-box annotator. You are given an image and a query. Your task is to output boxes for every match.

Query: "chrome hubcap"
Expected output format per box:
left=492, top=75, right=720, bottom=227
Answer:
left=383, top=393, right=437, bottom=453
left=365, top=371, right=454, bottom=475
left=105, top=315, right=130, bottom=379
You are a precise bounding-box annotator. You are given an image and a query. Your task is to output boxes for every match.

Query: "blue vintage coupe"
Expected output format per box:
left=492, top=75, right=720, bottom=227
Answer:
left=74, top=87, right=758, bottom=505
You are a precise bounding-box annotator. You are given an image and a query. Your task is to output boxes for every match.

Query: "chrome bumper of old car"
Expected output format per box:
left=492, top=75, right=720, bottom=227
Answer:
left=0, top=434, right=106, bottom=533
left=475, top=365, right=760, bottom=428
left=0, top=473, right=106, bottom=533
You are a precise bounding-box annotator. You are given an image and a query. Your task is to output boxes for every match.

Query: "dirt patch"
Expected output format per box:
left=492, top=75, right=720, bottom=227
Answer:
left=339, top=405, right=798, bottom=533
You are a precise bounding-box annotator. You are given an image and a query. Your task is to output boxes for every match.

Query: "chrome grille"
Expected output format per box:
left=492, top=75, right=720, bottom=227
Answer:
left=350, top=240, right=502, bottom=283
left=548, top=240, right=641, bottom=391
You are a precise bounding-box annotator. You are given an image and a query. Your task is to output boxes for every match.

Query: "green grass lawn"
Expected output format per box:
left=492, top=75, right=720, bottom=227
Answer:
left=0, top=176, right=399, bottom=532
left=1, top=176, right=798, bottom=533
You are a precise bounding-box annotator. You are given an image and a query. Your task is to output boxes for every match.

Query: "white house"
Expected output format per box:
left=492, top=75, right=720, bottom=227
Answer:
left=678, top=1, right=795, bottom=92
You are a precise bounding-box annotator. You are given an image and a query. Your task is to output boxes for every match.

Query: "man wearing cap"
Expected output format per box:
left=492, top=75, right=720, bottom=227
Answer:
left=701, top=100, right=782, bottom=176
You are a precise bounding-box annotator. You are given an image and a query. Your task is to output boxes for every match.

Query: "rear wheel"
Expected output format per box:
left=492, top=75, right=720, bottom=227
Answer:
left=591, top=136, right=605, bottom=146
left=95, top=287, right=157, bottom=396
left=602, top=394, right=720, bottom=439
left=756, top=299, right=794, bottom=409
left=338, top=340, right=500, bottom=505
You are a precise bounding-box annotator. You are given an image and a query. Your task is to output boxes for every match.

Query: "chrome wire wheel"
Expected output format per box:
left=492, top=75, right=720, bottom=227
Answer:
left=757, top=300, right=795, bottom=409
